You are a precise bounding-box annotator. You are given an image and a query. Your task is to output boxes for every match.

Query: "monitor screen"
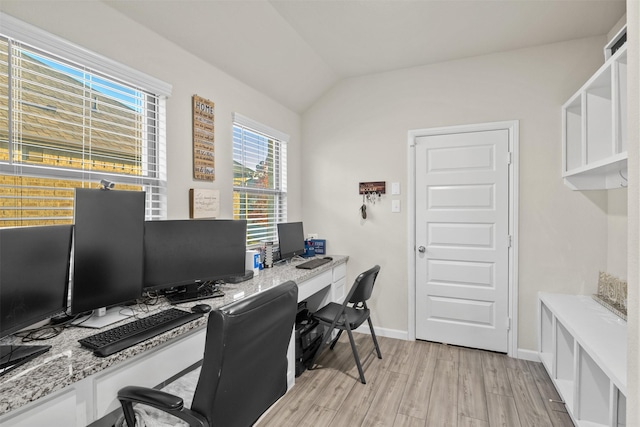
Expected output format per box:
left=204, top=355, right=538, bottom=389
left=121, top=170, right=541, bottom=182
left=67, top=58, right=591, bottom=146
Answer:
left=277, top=222, right=306, bottom=261
left=143, top=219, right=247, bottom=292
left=0, top=225, right=73, bottom=339
left=71, top=189, right=145, bottom=315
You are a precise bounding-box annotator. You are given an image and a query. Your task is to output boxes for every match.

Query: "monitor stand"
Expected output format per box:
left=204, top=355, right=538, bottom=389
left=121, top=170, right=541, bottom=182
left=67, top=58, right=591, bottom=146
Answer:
left=71, top=306, right=134, bottom=329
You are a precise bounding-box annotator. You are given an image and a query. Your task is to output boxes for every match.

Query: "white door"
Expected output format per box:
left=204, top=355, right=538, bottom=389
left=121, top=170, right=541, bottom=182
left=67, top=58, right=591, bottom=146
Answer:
left=415, top=129, right=510, bottom=352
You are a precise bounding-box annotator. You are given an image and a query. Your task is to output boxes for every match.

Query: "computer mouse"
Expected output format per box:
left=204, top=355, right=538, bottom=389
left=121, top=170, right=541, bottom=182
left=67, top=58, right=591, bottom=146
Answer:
left=191, top=304, right=212, bottom=313
left=323, top=256, right=333, bottom=261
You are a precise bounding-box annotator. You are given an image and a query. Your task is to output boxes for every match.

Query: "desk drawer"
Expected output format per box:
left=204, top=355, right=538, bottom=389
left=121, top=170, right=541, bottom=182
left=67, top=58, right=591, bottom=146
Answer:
left=333, top=262, right=346, bottom=282
left=1, top=388, right=77, bottom=427
left=94, top=327, right=206, bottom=417
left=297, top=270, right=332, bottom=301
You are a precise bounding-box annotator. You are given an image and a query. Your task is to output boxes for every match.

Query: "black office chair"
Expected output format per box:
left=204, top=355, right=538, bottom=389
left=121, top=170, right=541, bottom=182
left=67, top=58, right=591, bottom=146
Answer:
left=311, top=265, right=382, bottom=384
left=117, top=281, right=298, bottom=427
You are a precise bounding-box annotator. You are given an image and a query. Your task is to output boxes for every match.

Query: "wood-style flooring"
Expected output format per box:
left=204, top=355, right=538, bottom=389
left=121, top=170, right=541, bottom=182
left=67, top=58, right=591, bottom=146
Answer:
left=257, top=333, right=574, bottom=427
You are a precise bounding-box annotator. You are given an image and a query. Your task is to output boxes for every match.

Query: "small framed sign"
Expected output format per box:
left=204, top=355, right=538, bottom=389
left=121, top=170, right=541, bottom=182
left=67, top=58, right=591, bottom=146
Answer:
left=189, top=188, right=220, bottom=219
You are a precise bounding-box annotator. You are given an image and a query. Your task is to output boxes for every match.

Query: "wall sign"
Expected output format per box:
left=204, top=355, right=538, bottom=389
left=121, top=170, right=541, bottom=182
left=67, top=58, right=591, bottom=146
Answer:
left=192, top=95, right=215, bottom=181
left=359, top=181, right=386, bottom=195
left=189, top=188, right=220, bottom=218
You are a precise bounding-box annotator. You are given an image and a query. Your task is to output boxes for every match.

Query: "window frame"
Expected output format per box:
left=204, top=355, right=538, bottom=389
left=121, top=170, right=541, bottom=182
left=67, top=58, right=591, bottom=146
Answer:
left=232, top=113, right=288, bottom=247
left=0, top=13, right=171, bottom=225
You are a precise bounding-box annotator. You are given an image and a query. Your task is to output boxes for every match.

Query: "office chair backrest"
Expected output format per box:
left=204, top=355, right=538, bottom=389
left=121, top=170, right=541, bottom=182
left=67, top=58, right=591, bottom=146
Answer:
left=191, top=281, right=298, bottom=427
left=347, top=265, right=380, bottom=304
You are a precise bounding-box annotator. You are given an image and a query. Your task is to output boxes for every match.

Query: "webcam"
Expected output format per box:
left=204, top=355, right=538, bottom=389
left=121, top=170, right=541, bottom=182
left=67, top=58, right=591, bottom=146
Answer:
left=100, top=179, right=115, bottom=190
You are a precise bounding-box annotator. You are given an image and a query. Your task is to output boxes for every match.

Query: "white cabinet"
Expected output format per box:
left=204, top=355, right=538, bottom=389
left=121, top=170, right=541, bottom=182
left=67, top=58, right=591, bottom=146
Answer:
left=538, top=293, right=626, bottom=426
left=562, top=45, right=628, bottom=190
left=1, top=389, right=78, bottom=427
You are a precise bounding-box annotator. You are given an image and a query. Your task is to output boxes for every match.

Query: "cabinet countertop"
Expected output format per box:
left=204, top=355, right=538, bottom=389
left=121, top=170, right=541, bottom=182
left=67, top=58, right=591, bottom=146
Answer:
left=539, top=292, right=626, bottom=394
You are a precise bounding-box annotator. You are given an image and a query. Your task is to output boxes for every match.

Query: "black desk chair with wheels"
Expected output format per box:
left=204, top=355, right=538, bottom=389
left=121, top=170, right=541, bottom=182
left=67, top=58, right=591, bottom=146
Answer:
left=117, top=281, right=298, bottom=427
left=311, top=265, right=382, bottom=384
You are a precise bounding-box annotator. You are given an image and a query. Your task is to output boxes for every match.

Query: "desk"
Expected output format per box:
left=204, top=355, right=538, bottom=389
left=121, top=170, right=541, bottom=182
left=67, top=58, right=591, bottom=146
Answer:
left=0, top=256, right=347, bottom=427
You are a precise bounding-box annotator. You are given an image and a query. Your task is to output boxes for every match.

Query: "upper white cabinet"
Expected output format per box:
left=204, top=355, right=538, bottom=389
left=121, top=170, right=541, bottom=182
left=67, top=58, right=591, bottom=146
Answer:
left=562, top=44, right=627, bottom=190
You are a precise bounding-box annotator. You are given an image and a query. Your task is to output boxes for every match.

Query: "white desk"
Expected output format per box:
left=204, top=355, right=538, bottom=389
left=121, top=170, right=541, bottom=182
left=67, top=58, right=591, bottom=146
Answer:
left=0, top=256, right=347, bottom=427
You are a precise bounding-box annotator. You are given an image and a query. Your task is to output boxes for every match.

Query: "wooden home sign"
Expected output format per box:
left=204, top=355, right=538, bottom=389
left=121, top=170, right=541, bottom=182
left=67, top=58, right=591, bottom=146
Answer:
left=192, top=95, right=215, bottom=181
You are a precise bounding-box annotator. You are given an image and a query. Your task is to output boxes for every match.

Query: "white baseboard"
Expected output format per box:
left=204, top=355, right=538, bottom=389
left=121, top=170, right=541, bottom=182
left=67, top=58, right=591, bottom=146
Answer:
left=355, top=326, right=542, bottom=364
left=516, top=348, right=540, bottom=362
left=353, top=325, right=408, bottom=341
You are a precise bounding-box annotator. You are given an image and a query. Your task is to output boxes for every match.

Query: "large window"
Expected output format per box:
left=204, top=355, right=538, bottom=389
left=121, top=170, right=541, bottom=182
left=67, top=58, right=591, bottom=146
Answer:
left=0, top=15, right=170, bottom=227
left=232, top=114, right=288, bottom=246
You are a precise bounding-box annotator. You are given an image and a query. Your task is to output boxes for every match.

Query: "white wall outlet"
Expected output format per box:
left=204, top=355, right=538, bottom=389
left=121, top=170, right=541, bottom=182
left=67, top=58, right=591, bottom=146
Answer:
left=308, top=233, right=319, bottom=239
left=391, top=199, right=401, bottom=213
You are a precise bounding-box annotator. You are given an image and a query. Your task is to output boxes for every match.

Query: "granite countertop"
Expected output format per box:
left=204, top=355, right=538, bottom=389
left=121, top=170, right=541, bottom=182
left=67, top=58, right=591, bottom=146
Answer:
left=0, top=255, right=347, bottom=416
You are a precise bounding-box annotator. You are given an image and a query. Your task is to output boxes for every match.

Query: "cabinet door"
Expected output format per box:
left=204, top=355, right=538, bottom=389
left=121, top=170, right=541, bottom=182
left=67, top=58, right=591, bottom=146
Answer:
left=1, top=389, right=77, bottom=427
left=94, top=328, right=206, bottom=418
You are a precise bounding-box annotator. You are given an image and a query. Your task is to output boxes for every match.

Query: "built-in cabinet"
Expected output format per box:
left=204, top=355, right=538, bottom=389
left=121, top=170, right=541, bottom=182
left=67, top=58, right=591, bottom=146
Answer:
left=538, top=293, right=626, bottom=426
left=562, top=44, right=628, bottom=190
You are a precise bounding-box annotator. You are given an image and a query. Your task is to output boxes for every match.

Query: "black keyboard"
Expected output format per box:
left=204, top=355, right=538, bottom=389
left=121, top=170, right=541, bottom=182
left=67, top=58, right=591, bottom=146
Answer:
left=78, top=308, right=203, bottom=357
left=296, top=257, right=332, bottom=270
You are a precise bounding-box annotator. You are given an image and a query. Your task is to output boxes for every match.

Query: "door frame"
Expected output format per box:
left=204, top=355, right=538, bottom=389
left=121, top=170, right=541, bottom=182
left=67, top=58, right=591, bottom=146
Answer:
left=407, top=120, right=519, bottom=357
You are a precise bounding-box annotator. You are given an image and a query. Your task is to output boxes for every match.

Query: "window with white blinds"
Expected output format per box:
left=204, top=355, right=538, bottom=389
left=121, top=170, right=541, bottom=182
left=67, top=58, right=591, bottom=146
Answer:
left=0, top=15, right=169, bottom=227
left=232, top=113, right=288, bottom=246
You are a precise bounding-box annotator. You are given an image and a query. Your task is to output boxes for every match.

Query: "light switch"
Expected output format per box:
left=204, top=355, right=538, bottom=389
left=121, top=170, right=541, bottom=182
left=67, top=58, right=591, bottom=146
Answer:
left=392, top=199, right=401, bottom=213
left=391, top=182, right=400, bottom=195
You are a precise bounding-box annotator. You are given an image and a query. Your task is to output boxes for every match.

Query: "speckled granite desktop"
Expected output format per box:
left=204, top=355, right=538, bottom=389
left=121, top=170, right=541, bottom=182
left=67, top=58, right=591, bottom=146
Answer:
left=0, top=256, right=346, bottom=416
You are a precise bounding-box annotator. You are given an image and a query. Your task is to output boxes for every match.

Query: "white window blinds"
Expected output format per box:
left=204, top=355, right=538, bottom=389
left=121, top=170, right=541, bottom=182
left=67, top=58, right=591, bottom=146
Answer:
left=0, top=16, right=169, bottom=226
left=232, top=113, right=288, bottom=246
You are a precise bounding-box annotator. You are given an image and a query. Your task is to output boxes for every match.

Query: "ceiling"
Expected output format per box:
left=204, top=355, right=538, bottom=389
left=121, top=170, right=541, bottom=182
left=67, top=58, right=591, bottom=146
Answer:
left=103, top=0, right=626, bottom=113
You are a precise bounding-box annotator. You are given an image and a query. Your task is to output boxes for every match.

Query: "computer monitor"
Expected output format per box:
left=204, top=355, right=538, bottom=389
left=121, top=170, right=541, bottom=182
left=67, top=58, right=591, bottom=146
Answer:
left=143, top=219, right=247, bottom=292
left=0, top=225, right=73, bottom=371
left=277, top=221, right=306, bottom=261
left=71, top=188, right=145, bottom=327
left=0, top=225, right=73, bottom=338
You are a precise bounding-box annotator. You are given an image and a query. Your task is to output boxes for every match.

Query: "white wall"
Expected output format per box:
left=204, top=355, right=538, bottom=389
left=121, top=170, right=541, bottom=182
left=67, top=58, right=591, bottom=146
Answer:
left=608, top=189, right=628, bottom=278
left=302, top=36, right=623, bottom=351
left=0, top=0, right=303, bottom=222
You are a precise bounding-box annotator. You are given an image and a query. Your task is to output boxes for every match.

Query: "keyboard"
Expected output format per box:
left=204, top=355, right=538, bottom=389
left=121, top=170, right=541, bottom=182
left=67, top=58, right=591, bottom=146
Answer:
left=166, top=285, right=225, bottom=304
left=296, top=257, right=332, bottom=270
left=78, top=308, right=203, bottom=357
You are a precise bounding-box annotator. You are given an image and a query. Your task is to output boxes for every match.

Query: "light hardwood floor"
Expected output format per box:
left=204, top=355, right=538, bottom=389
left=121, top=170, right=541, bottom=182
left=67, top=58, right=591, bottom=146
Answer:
left=257, top=334, right=574, bottom=427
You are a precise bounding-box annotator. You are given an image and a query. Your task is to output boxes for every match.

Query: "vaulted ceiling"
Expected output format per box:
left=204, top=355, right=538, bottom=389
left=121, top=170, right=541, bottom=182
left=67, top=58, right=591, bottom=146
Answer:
left=103, top=0, right=626, bottom=112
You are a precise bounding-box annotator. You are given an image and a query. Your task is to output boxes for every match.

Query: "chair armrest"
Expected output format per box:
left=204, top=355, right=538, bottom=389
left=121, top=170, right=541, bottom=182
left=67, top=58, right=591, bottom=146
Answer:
left=118, top=386, right=184, bottom=411
left=118, top=386, right=209, bottom=427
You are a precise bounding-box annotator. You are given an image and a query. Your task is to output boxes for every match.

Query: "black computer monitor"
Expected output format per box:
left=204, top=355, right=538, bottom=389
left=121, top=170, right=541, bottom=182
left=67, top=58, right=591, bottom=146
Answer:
left=0, top=225, right=73, bottom=339
left=277, top=221, right=306, bottom=261
left=71, top=188, right=145, bottom=327
left=143, top=219, right=247, bottom=292
left=0, top=224, right=73, bottom=371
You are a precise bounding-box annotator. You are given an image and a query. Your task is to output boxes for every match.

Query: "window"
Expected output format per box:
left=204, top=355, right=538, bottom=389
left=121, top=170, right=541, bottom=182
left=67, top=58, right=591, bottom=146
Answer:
left=232, top=113, right=288, bottom=246
left=0, top=14, right=171, bottom=227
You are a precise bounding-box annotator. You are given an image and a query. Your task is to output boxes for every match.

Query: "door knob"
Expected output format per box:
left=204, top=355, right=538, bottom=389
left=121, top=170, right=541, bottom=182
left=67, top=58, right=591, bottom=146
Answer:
left=418, top=246, right=426, bottom=253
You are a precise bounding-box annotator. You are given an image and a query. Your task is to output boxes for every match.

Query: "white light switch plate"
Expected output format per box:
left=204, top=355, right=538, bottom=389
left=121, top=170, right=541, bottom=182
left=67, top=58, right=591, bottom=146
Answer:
left=391, top=182, right=400, bottom=195
left=392, top=199, right=401, bottom=213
